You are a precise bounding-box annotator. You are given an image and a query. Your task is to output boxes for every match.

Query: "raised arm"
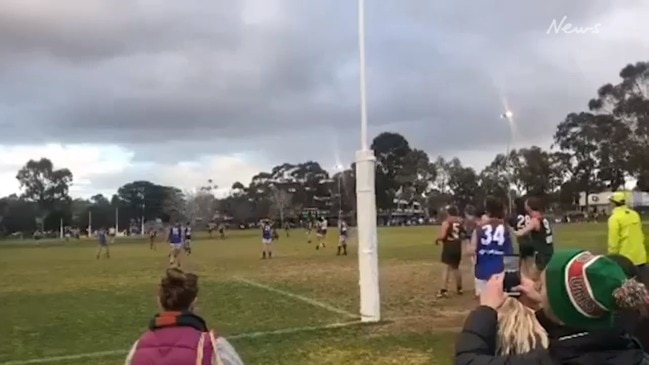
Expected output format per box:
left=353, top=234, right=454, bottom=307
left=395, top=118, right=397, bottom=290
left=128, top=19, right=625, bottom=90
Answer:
left=436, top=221, right=449, bottom=245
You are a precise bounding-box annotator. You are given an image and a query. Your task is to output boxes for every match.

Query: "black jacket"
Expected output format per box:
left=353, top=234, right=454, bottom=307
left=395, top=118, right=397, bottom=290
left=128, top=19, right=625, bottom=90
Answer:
left=455, top=306, right=648, bottom=365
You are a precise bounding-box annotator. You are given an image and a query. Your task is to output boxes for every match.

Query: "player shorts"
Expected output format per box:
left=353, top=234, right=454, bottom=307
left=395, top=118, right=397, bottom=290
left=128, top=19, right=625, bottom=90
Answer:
left=534, top=251, right=553, bottom=271
left=171, top=243, right=183, bottom=250
left=519, top=243, right=536, bottom=259
left=339, top=235, right=347, bottom=243
left=98, top=240, right=108, bottom=247
left=318, top=229, right=327, bottom=237
left=474, top=278, right=487, bottom=296
left=441, top=241, right=462, bottom=269
left=262, top=238, right=272, bottom=245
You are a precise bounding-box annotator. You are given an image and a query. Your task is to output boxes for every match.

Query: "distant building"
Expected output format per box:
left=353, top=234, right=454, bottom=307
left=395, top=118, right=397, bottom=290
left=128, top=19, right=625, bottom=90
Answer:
left=391, top=199, right=425, bottom=216
left=579, top=191, right=649, bottom=214
left=578, top=192, right=611, bottom=214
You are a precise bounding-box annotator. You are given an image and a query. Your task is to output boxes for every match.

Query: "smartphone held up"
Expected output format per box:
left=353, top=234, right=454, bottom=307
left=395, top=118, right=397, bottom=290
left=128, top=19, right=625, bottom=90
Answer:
left=503, top=255, right=521, bottom=297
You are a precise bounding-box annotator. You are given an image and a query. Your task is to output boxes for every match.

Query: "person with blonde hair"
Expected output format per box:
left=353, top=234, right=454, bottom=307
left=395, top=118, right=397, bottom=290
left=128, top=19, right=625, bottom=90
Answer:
left=496, top=297, right=548, bottom=355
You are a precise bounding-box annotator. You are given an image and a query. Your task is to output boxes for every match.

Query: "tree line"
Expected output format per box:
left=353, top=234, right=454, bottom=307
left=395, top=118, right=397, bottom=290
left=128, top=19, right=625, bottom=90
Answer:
left=0, top=61, right=647, bottom=235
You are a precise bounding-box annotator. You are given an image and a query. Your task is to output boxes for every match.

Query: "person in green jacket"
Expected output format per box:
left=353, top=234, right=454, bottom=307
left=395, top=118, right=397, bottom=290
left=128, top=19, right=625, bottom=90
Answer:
left=608, top=191, right=647, bottom=284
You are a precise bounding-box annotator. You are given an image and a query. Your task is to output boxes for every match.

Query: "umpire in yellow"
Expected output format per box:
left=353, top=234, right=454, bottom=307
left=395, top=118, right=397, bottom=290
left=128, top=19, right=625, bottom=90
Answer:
left=608, top=191, right=647, bottom=283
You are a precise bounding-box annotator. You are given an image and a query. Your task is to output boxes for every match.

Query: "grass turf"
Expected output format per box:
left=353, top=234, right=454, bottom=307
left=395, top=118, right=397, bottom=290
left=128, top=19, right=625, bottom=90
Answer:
left=0, top=223, right=625, bottom=364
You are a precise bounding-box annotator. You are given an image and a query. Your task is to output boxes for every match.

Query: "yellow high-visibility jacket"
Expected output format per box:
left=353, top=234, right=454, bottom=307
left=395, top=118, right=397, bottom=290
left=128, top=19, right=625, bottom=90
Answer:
left=608, top=206, right=647, bottom=265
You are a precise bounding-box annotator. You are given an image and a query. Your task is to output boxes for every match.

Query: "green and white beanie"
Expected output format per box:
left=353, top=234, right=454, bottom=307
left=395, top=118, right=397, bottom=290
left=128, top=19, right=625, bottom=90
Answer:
left=545, top=249, right=648, bottom=329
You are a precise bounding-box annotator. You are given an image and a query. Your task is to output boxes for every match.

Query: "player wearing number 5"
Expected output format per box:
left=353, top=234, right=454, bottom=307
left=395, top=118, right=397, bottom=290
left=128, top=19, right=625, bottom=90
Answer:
left=513, top=197, right=554, bottom=279
left=435, top=205, right=465, bottom=298
left=468, top=196, right=513, bottom=298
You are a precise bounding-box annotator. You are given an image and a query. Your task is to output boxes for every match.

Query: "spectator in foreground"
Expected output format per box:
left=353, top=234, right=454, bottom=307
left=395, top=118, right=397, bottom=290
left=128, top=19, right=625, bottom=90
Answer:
left=455, top=249, right=649, bottom=365
left=496, top=297, right=548, bottom=355
left=608, top=192, right=647, bottom=284
left=125, top=268, right=244, bottom=365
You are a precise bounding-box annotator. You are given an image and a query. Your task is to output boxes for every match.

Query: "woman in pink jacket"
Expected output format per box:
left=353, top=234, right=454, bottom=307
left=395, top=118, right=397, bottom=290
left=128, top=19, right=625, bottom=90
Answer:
left=125, top=268, right=244, bottom=365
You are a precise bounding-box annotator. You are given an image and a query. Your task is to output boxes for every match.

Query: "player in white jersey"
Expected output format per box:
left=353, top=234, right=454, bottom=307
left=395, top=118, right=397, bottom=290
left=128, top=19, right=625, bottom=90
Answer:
left=108, top=226, right=116, bottom=244
left=337, top=220, right=348, bottom=256
left=316, top=217, right=328, bottom=250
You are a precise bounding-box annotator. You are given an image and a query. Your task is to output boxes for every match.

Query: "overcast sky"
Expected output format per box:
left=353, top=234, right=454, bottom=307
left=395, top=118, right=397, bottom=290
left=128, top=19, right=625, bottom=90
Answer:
left=1, top=0, right=647, bottom=198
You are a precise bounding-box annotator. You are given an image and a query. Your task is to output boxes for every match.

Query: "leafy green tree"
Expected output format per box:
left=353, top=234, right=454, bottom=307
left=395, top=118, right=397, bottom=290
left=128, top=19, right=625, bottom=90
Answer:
left=15, top=158, right=73, bottom=230
left=588, top=62, right=648, bottom=190
left=510, top=146, right=557, bottom=196
left=371, top=132, right=412, bottom=211
left=479, top=154, right=510, bottom=202
left=554, top=112, right=603, bottom=208
left=446, top=158, right=479, bottom=209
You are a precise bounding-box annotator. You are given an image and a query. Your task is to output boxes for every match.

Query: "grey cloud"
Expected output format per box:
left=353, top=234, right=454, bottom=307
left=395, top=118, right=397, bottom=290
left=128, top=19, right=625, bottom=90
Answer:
left=0, top=2, right=245, bottom=62
left=0, top=0, right=643, bottom=168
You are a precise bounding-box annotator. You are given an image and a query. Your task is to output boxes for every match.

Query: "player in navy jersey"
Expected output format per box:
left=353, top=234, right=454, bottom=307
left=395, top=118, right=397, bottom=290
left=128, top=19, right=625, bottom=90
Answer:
left=468, top=196, right=514, bottom=298
left=337, top=220, right=349, bottom=256
left=183, top=222, right=192, bottom=255
left=261, top=220, right=273, bottom=259
left=167, top=223, right=184, bottom=267
left=96, top=227, right=110, bottom=259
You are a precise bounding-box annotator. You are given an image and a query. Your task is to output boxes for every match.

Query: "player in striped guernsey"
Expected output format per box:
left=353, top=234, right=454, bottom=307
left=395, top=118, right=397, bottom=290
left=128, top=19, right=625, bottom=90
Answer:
left=436, top=205, right=465, bottom=298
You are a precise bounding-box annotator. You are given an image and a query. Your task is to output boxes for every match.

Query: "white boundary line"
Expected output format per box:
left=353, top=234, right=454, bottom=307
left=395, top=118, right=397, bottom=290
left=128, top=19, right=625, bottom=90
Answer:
left=235, top=277, right=358, bottom=319
left=0, top=321, right=364, bottom=365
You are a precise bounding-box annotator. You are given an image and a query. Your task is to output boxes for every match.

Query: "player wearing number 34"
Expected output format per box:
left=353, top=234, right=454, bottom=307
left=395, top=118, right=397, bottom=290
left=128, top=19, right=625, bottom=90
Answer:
left=468, top=196, right=514, bottom=298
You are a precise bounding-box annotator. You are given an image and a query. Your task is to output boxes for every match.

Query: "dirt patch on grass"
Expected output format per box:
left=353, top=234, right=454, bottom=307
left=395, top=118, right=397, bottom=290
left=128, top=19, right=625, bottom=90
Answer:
left=379, top=261, right=477, bottom=320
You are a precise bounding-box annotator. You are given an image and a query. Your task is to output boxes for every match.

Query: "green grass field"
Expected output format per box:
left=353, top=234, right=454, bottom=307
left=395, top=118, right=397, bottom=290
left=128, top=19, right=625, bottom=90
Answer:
left=0, top=223, right=620, bottom=365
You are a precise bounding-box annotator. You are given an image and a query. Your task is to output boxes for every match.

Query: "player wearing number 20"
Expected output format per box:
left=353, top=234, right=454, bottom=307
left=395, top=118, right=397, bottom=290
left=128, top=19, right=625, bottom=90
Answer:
left=469, top=196, right=514, bottom=298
